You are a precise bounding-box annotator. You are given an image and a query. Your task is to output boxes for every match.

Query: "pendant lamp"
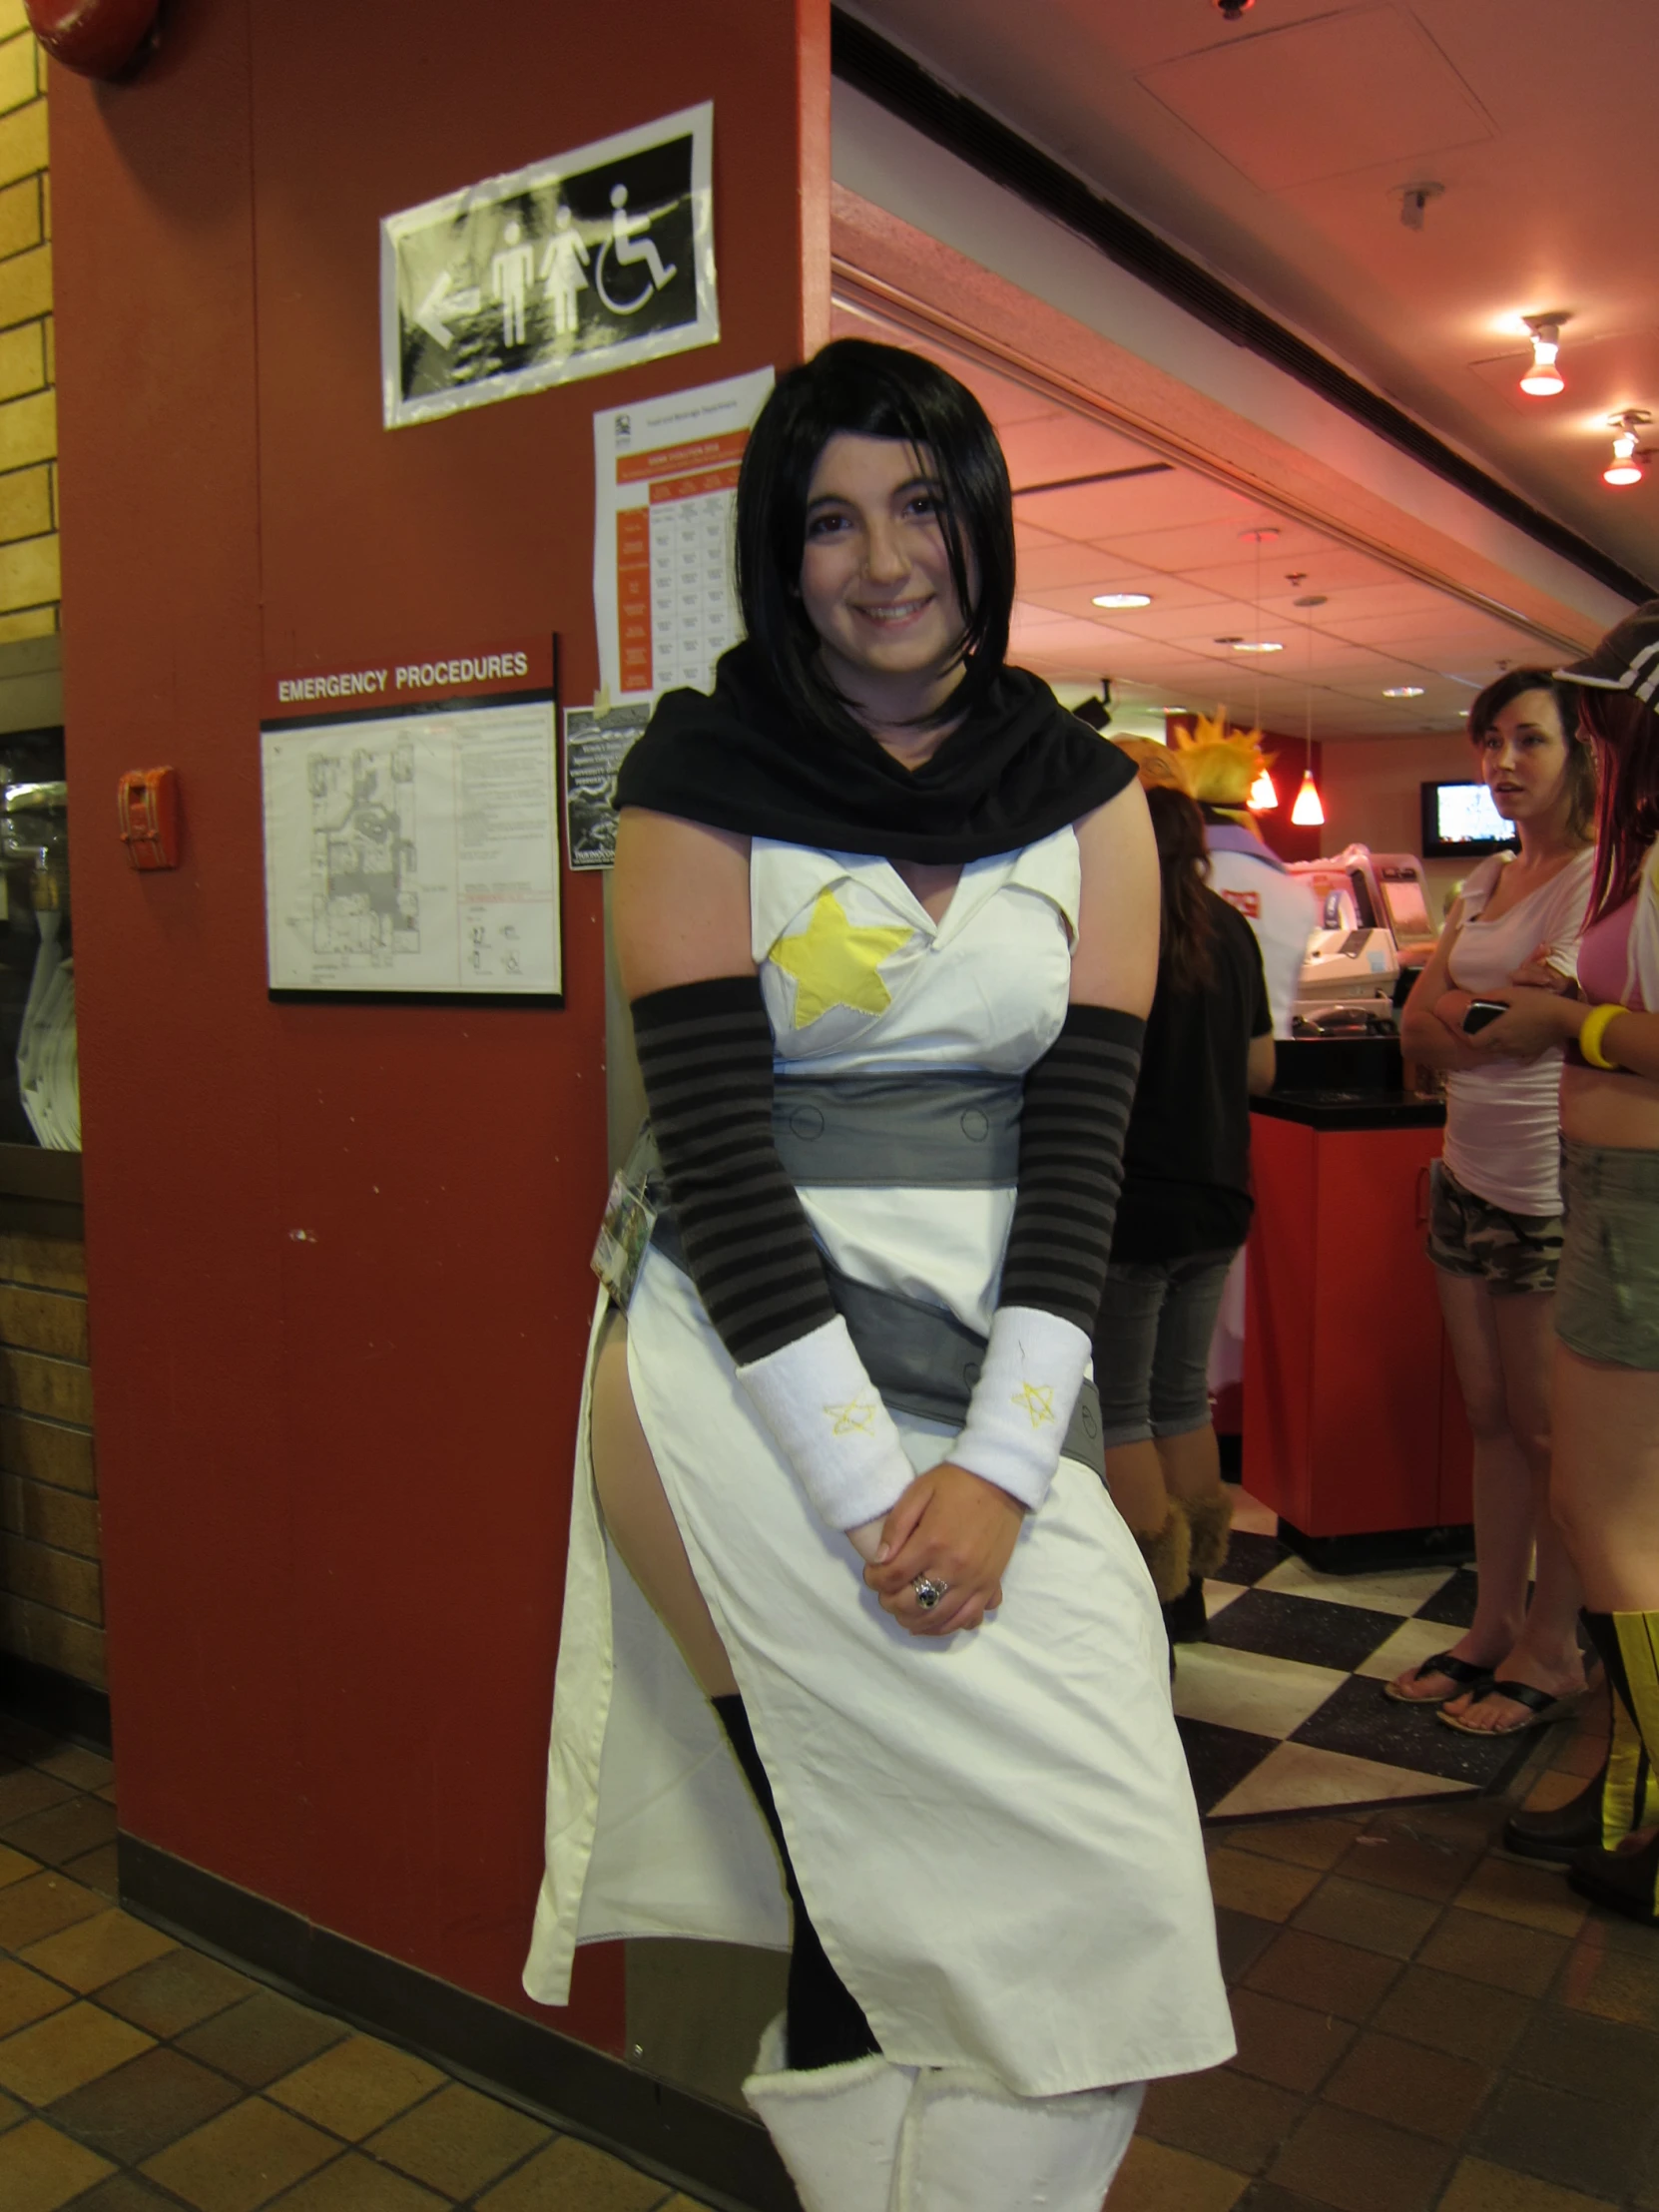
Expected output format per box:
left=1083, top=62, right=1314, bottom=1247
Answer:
left=1290, top=591, right=1326, bottom=828
left=1291, top=769, right=1326, bottom=826
left=1248, top=765, right=1279, bottom=812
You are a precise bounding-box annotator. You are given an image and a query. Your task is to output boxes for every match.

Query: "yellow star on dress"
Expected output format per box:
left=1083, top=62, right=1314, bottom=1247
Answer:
left=770, top=889, right=914, bottom=1029
left=1012, top=1381, right=1056, bottom=1429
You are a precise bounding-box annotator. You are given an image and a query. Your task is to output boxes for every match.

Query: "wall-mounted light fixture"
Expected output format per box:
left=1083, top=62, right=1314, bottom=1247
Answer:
left=1519, top=315, right=1568, bottom=397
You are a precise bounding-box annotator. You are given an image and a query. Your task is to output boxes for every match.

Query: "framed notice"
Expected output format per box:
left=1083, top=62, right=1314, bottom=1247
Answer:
left=261, top=642, right=561, bottom=1001
left=381, top=104, right=718, bottom=431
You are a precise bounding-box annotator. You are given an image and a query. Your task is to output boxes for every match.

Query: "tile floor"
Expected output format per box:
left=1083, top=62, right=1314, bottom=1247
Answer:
left=0, top=1703, right=1654, bottom=2210
left=1178, top=1492, right=1538, bottom=1821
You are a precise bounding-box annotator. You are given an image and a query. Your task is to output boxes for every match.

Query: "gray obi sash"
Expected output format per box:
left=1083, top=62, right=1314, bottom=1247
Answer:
left=643, top=1071, right=1105, bottom=1479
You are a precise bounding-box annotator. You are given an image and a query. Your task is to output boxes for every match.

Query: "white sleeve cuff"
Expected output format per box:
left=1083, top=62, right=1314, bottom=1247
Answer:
left=736, top=1316, right=915, bottom=1532
left=950, top=1305, right=1092, bottom=1511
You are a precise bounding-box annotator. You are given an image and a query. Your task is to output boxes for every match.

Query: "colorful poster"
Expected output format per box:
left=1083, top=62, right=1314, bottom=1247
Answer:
left=592, top=365, right=774, bottom=703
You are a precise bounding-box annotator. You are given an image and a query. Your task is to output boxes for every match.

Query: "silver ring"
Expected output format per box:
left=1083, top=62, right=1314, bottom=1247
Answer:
left=912, top=1575, right=948, bottom=1611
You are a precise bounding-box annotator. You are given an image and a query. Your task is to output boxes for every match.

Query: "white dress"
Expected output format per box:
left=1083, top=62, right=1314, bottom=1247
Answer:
left=523, top=829, right=1234, bottom=2096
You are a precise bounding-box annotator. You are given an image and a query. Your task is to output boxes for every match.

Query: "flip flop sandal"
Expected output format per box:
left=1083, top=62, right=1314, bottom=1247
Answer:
left=1437, top=1679, right=1586, bottom=1736
left=1382, top=1652, right=1493, bottom=1707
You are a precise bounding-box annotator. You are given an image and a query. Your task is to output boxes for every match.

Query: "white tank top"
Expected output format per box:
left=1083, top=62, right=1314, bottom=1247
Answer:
left=1442, top=848, right=1593, bottom=1216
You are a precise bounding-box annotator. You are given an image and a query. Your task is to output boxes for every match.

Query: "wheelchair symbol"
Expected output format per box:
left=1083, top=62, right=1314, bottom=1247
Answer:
left=595, top=184, right=678, bottom=317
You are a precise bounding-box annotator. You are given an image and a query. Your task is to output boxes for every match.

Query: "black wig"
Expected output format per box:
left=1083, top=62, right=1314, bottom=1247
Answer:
left=734, top=338, right=1016, bottom=740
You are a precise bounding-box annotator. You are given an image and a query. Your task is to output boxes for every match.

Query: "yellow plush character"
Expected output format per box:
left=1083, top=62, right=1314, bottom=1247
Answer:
left=1172, top=713, right=1274, bottom=832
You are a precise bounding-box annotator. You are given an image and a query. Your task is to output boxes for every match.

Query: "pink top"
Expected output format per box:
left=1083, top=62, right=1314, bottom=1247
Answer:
left=1576, top=893, right=1644, bottom=1010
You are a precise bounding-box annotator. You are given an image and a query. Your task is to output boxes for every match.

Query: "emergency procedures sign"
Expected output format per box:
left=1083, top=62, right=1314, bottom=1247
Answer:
left=380, top=104, right=718, bottom=430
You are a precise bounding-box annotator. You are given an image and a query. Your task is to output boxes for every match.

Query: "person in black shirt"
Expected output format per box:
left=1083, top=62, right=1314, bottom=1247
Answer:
left=1093, top=750, right=1276, bottom=1641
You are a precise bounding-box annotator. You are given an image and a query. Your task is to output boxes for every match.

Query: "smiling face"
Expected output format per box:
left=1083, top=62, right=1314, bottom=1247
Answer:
left=1475, top=687, right=1573, bottom=826
left=797, top=433, right=970, bottom=729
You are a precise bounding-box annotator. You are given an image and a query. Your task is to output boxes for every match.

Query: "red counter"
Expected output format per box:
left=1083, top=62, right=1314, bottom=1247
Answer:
left=1243, top=1092, right=1473, bottom=1552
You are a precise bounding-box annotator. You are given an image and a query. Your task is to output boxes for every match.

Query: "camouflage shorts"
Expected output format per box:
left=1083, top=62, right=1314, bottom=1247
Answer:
left=1426, top=1160, right=1562, bottom=1297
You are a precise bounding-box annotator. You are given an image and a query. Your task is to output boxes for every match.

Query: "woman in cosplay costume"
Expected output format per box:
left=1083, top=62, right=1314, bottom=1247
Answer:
left=1456, top=601, right=1659, bottom=1921
left=522, top=339, right=1233, bottom=2209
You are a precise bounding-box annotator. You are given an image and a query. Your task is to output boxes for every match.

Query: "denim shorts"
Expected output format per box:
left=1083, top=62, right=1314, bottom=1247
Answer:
left=1092, top=1249, right=1239, bottom=1449
left=1426, top=1159, right=1563, bottom=1297
left=1555, top=1140, right=1659, bottom=1370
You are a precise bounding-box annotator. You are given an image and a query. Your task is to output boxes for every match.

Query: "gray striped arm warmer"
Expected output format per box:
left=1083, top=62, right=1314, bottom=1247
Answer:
left=999, top=1004, right=1145, bottom=1334
left=630, top=975, right=838, bottom=1366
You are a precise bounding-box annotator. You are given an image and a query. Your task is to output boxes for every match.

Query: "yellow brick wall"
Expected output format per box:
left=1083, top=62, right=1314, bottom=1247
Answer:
left=0, top=1223, right=99, bottom=1688
left=0, top=7, right=54, bottom=646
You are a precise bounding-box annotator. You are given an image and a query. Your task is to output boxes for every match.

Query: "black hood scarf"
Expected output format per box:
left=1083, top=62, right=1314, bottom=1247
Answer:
left=615, top=640, right=1135, bottom=865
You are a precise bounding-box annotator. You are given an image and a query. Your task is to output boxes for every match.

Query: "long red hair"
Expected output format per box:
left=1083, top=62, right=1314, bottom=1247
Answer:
left=1583, top=686, right=1659, bottom=922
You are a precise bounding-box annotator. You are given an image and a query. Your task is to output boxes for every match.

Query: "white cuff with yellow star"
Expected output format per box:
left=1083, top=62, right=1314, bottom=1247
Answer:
left=736, top=1317, right=916, bottom=1533
left=950, top=1305, right=1091, bottom=1511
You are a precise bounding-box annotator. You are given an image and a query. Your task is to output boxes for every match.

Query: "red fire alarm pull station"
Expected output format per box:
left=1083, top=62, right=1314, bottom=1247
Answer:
left=24, top=0, right=161, bottom=81
left=117, top=768, right=180, bottom=870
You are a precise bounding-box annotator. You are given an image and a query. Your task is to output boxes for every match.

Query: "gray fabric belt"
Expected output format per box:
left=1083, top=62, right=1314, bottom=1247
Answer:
left=770, top=1071, right=1023, bottom=1187
left=637, top=1073, right=1104, bottom=1479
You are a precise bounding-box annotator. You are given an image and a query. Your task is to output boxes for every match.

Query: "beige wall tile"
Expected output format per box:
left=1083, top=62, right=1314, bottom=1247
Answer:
left=0, top=34, right=34, bottom=119
left=0, top=98, right=43, bottom=193
left=0, top=176, right=39, bottom=262
left=0, top=1536, right=101, bottom=1624
left=0, top=1287, right=87, bottom=1364
left=0, top=1411, right=95, bottom=1494
left=0, top=1235, right=85, bottom=1298
left=0, top=322, right=42, bottom=404
left=0, top=242, right=48, bottom=330
left=0, top=532, right=57, bottom=614
left=0, top=1475, right=99, bottom=1559
left=0, top=390, right=53, bottom=475
left=0, top=9, right=29, bottom=48
left=0, top=605, right=50, bottom=643
left=0, top=462, right=49, bottom=540
left=0, top=1594, right=105, bottom=1687
left=0, top=1350, right=92, bottom=1427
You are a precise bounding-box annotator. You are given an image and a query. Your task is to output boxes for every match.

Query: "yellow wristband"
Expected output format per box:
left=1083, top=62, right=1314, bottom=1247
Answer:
left=1578, top=1001, right=1625, bottom=1070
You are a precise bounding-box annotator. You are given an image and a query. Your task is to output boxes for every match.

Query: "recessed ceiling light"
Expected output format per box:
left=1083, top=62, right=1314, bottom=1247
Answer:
left=1092, top=592, right=1152, bottom=609
left=1160, top=705, right=1191, bottom=714
left=1229, top=640, right=1284, bottom=654
left=1382, top=685, right=1425, bottom=698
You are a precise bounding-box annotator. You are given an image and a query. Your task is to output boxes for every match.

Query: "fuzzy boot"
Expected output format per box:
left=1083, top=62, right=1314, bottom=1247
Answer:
left=1504, top=1687, right=1659, bottom=1864
left=1134, top=1504, right=1192, bottom=1605
left=1569, top=1611, right=1659, bottom=1927
left=743, top=2014, right=915, bottom=2212
left=890, top=2063, right=1143, bottom=2212
left=1184, top=1485, right=1235, bottom=1582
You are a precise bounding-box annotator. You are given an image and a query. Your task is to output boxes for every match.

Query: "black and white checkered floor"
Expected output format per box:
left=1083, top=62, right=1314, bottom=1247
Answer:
left=1179, top=1489, right=1537, bottom=1821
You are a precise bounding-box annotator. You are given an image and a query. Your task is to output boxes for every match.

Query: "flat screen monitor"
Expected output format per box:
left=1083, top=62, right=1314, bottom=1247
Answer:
left=1419, top=781, right=1516, bottom=859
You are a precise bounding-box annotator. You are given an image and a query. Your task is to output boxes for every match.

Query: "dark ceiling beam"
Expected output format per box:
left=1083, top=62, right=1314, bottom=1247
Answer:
left=830, top=10, right=1656, bottom=606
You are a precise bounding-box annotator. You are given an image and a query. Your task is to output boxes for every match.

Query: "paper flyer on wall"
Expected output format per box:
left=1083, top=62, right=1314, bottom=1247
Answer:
left=563, top=701, right=651, bottom=869
left=262, top=696, right=561, bottom=996
left=592, top=365, right=774, bottom=704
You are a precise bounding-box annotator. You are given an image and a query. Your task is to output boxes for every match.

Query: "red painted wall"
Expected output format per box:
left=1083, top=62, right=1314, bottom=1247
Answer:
left=51, top=0, right=828, bottom=2049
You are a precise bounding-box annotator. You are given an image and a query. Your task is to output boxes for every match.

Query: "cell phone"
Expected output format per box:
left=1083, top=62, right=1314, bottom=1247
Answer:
left=1461, top=999, right=1508, bottom=1035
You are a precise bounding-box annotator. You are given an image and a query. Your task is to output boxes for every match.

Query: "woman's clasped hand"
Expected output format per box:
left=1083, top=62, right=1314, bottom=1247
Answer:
left=854, top=1460, right=1022, bottom=1636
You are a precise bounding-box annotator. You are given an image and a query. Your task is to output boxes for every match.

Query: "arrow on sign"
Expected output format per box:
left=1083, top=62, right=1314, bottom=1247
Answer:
left=415, top=271, right=483, bottom=348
